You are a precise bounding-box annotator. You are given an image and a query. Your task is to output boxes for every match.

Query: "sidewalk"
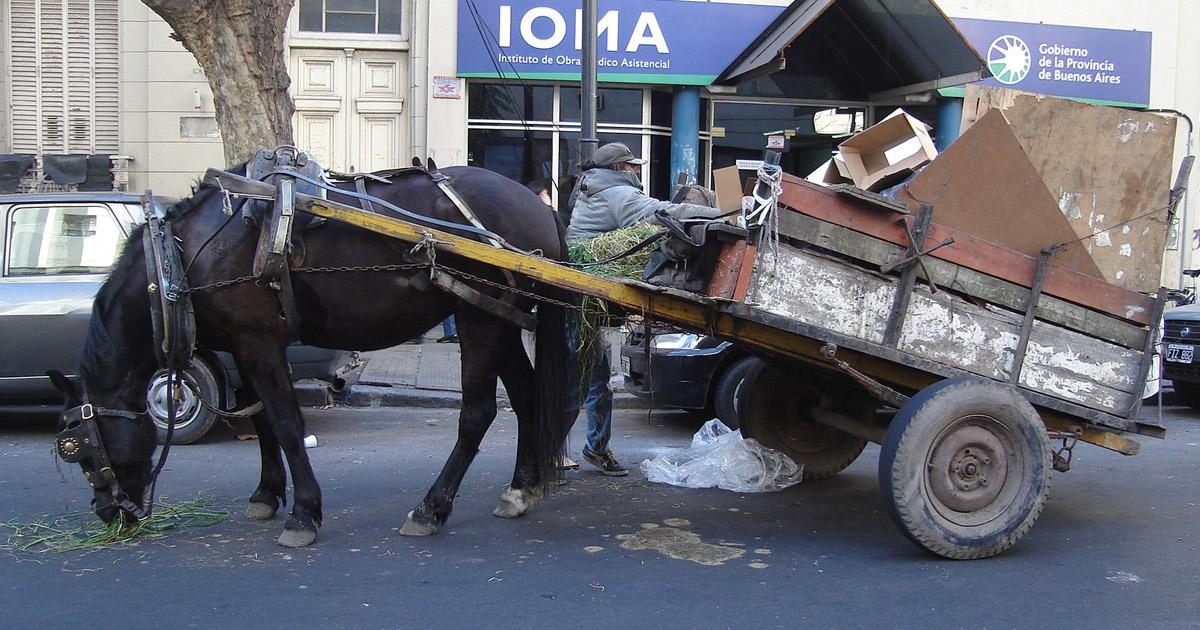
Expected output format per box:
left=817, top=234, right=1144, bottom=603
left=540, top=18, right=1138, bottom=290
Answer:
left=298, top=328, right=648, bottom=410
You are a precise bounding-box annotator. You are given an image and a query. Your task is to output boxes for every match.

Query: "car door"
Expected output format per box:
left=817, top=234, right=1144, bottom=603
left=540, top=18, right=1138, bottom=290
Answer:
left=0, top=201, right=132, bottom=399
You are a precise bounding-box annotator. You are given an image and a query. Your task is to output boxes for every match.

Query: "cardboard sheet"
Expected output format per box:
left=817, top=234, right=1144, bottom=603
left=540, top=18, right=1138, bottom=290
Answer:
left=961, top=86, right=1177, bottom=291
left=903, top=109, right=1103, bottom=279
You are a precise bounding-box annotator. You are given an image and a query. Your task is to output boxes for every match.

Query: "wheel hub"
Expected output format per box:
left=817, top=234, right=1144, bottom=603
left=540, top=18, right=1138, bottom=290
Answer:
left=147, top=374, right=200, bottom=427
left=927, top=423, right=1009, bottom=513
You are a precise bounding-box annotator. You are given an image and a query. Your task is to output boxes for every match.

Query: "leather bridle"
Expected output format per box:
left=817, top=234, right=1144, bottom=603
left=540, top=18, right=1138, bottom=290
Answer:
left=55, top=402, right=148, bottom=519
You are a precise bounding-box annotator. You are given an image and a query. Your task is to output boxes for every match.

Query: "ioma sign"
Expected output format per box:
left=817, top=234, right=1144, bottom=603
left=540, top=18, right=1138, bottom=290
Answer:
left=456, top=0, right=783, bottom=85
left=952, top=18, right=1153, bottom=108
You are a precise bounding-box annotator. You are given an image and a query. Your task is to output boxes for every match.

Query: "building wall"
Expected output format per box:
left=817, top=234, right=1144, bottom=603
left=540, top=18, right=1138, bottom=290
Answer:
left=423, top=0, right=468, bottom=168
left=119, top=0, right=224, bottom=196
left=0, top=0, right=9, bottom=153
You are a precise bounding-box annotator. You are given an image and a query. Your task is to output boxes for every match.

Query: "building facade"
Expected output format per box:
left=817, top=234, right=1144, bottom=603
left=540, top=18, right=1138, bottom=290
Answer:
left=2, top=0, right=1197, bottom=280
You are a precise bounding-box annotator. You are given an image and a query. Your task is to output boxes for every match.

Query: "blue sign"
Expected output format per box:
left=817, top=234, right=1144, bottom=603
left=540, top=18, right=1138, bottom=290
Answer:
left=456, top=0, right=784, bottom=85
left=951, top=18, right=1152, bottom=107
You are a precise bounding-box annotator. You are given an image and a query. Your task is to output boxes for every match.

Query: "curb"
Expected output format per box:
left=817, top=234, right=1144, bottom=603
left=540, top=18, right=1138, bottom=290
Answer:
left=295, top=382, right=653, bottom=410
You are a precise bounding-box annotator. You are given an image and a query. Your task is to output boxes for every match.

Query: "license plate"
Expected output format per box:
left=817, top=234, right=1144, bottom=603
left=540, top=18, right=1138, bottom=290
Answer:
left=620, top=355, right=631, bottom=376
left=1166, top=343, right=1194, bottom=364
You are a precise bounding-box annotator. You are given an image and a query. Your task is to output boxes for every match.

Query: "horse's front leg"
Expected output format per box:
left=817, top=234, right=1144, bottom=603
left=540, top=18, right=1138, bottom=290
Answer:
left=401, top=309, right=503, bottom=536
left=235, top=378, right=287, bottom=521
left=233, top=337, right=322, bottom=547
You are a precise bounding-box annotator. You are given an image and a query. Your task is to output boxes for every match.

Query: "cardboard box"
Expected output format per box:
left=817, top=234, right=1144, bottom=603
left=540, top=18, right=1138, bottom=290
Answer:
left=805, top=156, right=854, bottom=186
left=837, top=109, right=938, bottom=192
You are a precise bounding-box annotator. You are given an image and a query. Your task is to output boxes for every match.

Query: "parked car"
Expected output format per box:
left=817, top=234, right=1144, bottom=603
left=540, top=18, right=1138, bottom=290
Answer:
left=0, top=192, right=351, bottom=443
left=619, top=324, right=758, bottom=427
left=1161, top=302, right=1200, bottom=409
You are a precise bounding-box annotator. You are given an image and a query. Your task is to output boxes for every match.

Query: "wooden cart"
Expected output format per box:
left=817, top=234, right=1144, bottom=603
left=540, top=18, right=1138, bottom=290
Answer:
left=210, top=165, right=1171, bottom=560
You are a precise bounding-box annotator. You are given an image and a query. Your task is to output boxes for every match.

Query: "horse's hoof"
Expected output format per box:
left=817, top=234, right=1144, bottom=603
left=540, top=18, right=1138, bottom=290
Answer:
left=399, top=510, right=438, bottom=537
left=277, top=527, right=318, bottom=548
left=245, top=502, right=277, bottom=521
left=492, top=486, right=542, bottom=519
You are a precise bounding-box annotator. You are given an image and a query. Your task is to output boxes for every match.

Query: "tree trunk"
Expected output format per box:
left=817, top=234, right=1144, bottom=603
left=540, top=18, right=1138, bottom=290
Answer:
left=143, top=0, right=296, bottom=165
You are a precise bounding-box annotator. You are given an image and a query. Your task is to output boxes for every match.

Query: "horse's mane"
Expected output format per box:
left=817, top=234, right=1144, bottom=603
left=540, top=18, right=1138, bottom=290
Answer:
left=78, top=221, right=150, bottom=386
left=78, top=161, right=249, bottom=385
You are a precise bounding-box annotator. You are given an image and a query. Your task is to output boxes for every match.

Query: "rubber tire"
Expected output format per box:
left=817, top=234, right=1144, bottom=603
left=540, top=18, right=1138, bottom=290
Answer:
left=712, top=356, right=760, bottom=430
left=879, top=377, right=1051, bottom=560
left=740, top=363, right=868, bottom=480
left=145, top=359, right=221, bottom=445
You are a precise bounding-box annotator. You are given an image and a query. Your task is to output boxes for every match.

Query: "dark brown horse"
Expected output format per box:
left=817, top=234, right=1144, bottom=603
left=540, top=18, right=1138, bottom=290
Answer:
left=49, top=162, right=575, bottom=547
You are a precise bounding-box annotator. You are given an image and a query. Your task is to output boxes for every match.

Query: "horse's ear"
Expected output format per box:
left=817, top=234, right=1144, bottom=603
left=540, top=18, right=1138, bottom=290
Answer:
left=411, top=156, right=422, bottom=167
left=46, top=371, right=81, bottom=406
left=426, top=157, right=438, bottom=171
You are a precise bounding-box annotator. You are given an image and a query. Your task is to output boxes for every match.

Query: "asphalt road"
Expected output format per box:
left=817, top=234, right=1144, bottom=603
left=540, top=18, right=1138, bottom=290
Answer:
left=1, top=404, right=1197, bottom=629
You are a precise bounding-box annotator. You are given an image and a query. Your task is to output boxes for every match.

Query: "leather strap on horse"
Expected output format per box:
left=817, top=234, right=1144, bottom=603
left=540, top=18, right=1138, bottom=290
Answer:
left=142, top=190, right=196, bottom=369
left=429, top=268, right=537, bottom=331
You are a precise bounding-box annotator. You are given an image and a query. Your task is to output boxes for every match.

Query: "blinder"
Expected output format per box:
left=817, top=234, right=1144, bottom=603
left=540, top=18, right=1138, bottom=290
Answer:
left=55, top=402, right=145, bottom=515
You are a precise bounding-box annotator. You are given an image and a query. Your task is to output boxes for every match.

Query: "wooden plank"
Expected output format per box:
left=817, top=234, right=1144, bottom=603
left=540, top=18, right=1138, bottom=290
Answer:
left=777, top=173, right=1157, bottom=326
left=1043, top=414, right=1140, bottom=456
left=962, top=86, right=1177, bottom=292
left=776, top=209, right=1149, bottom=349
left=749, top=244, right=1142, bottom=415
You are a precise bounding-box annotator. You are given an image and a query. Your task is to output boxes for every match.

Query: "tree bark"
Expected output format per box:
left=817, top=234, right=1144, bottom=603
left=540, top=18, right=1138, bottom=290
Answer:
left=143, top=0, right=296, bottom=165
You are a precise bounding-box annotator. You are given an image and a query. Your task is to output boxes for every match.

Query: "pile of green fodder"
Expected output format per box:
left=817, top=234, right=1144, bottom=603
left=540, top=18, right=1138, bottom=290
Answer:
left=565, top=224, right=662, bottom=393
left=1, top=493, right=228, bottom=554
left=566, top=223, right=661, bottom=281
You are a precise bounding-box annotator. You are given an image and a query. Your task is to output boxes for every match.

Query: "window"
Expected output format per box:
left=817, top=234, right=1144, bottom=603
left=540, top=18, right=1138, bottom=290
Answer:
left=467, top=83, right=705, bottom=212
left=298, top=0, right=402, bottom=35
left=6, top=205, right=124, bottom=276
left=711, top=102, right=866, bottom=177
left=7, top=0, right=120, bottom=154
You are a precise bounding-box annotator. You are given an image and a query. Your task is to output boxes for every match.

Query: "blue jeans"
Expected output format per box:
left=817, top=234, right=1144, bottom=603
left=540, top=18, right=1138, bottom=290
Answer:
left=441, top=315, right=456, bottom=337
left=582, top=335, right=613, bottom=454
left=564, top=319, right=613, bottom=455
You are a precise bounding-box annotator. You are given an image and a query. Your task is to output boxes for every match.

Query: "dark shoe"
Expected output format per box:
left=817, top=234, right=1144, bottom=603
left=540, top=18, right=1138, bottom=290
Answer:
left=436, top=335, right=458, bottom=343
left=582, top=447, right=628, bottom=476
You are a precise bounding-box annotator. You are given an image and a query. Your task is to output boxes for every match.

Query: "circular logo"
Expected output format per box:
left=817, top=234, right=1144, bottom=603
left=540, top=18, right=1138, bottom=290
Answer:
left=987, top=35, right=1032, bottom=85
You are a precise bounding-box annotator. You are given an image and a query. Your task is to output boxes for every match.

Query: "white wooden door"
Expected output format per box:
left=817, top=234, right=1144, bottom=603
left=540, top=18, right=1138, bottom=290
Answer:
left=290, top=48, right=406, bottom=173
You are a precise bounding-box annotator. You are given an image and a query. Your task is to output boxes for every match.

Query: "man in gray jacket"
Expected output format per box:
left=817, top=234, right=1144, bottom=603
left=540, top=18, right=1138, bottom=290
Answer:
left=566, top=142, right=722, bottom=475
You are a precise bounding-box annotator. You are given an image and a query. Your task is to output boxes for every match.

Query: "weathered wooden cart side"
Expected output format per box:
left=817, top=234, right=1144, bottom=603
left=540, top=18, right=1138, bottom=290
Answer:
left=207, top=166, right=1167, bottom=560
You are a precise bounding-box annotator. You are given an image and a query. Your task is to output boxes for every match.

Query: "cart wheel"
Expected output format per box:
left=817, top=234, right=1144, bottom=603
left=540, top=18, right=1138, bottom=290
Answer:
left=879, top=377, right=1051, bottom=560
left=741, top=363, right=868, bottom=480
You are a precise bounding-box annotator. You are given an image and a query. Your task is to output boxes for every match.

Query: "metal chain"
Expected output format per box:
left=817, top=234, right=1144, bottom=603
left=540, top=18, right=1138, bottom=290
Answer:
left=182, top=263, right=431, bottom=294
left=437, top=265, right=592, bottom=313
left=179, top=260, right=602, bottom=316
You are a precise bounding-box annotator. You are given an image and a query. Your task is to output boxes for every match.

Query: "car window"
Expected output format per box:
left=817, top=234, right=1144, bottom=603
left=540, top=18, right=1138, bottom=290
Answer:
left=5, top=204, right=125, bottom=276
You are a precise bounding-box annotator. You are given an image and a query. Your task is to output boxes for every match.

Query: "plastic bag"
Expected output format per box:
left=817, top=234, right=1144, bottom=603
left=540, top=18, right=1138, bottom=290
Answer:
left=640, top=420, right=803, bottom=493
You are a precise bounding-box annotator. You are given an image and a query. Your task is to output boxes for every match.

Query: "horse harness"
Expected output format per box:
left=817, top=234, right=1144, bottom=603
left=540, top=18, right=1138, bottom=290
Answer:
left=52, top=190, right=195, bottom=519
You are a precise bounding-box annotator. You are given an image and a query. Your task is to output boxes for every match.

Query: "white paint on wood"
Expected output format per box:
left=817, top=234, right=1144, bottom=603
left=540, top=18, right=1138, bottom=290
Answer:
left=750, top=246, right=1141, bottom=414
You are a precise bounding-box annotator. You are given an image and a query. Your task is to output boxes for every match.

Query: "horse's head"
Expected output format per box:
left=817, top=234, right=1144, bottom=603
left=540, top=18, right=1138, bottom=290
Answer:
left=49, top=370, right=158, bottom=524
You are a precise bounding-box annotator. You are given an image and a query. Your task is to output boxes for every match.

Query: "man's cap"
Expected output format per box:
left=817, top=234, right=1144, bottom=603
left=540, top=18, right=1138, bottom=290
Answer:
left=593, top=142, right=646, bottom=167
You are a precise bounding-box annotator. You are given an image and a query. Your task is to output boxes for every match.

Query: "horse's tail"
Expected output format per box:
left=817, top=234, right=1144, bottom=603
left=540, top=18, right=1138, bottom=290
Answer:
left=533, top=219, right=579, bottom=490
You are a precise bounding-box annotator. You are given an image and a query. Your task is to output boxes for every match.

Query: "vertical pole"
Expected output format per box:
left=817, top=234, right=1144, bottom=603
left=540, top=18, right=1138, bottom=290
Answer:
left=579, top=0, right=598, bottom=165
left=935, top=97, right=963, bottom=152
left=670, top=86, right=700, bottom=193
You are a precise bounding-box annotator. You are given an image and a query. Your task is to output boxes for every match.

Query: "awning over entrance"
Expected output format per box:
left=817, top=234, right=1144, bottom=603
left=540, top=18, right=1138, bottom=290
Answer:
left=717, top=0, right=987, bottom=101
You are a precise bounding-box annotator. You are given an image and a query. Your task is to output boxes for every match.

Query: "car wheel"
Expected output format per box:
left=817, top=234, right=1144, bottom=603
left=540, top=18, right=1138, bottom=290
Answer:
left=145, top=359, right=221, bottom=445
left=712, top=356, right=760, bottom=429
